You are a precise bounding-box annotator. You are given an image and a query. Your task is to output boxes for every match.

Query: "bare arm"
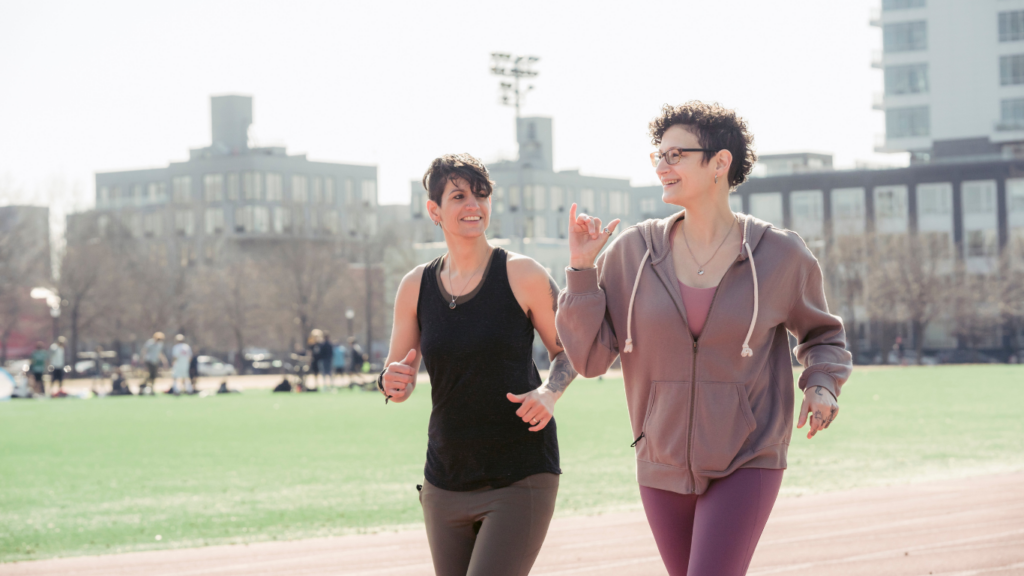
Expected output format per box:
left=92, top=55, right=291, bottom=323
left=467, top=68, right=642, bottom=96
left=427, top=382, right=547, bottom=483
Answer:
left=379, top=266, right=424, bottom=403
left=507, top=255, right=578, bottom=430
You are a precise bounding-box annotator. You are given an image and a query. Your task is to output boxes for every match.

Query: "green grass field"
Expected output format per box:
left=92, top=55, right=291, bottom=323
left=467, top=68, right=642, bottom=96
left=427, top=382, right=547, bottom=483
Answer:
left=2, top=365, right=1023, bottom=562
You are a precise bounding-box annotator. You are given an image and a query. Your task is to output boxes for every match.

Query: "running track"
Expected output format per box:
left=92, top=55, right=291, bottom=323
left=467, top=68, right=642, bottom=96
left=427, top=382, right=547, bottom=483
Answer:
left=3, top=472, right=1022, bottom=575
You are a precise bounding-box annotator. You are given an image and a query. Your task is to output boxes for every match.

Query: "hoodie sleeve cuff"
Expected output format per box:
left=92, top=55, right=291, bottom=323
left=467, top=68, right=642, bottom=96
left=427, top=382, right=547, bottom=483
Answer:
left=801, top=371, right=838, bottom=400
left=565, top=266, right=600, bottom=294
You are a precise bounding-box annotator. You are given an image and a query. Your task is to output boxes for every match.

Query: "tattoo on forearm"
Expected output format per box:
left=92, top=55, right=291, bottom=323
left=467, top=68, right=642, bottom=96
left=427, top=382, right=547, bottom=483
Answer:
left=546, top=351, right=578, bottom=394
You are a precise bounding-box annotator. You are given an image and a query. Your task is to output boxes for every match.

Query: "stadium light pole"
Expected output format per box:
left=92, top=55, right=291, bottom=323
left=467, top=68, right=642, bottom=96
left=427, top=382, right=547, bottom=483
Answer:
left=490, top=53, right=540, bottom=237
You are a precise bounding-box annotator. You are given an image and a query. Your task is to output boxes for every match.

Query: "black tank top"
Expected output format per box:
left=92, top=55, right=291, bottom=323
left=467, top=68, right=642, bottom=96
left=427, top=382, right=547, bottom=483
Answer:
left=417, top=247, right=560, bottom=491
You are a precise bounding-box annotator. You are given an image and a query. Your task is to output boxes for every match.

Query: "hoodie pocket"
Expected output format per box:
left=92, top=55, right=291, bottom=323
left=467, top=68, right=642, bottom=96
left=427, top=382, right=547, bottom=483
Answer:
left=637, top=381, right=692, bottom=469
left=691, top=382, right=757, bottom=474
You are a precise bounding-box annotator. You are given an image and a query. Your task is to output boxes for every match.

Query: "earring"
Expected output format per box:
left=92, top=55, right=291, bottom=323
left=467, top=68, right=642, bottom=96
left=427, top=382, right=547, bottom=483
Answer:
left=434, top=220, right=439, bottom=227
left=715, top=174, right=718, bottom=184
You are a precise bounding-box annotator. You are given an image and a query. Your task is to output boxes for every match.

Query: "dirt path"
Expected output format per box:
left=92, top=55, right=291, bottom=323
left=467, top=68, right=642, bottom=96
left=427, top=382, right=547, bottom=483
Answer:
left=4, top=471, right=1022, bottom=575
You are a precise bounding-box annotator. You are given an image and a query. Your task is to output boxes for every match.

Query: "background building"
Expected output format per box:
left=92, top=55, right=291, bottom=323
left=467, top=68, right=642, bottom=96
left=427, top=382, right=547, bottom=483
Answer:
left=874, top=0, right=1024, bottom=160
left=69, top=95, right=379, bottom=265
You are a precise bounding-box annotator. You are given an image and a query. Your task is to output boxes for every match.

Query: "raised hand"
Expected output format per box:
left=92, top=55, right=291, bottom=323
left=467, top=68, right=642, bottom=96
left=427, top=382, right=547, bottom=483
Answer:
left=796, top=385, right=839, bottom=439
left=382, top=348, right=417, bottom=403
left=567, top=203, right=621, bottom=270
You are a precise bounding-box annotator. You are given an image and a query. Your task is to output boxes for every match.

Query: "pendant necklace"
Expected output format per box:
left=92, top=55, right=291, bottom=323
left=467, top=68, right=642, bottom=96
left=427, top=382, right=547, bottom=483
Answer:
left=446, top=253, right=486, bottom=310
left=681, top=215, right=736, bottom=276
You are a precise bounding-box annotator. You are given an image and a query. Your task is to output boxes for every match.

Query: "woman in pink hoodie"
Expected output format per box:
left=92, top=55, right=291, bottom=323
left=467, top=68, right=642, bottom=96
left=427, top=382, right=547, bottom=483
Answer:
left=555, top=102, right=852, bottom=575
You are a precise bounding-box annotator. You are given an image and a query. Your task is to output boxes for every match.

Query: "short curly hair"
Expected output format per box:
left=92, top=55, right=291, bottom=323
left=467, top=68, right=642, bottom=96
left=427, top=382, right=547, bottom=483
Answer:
left=648, top=101, right=757, bottom=188
left=422, top=153, right=494, bottom=206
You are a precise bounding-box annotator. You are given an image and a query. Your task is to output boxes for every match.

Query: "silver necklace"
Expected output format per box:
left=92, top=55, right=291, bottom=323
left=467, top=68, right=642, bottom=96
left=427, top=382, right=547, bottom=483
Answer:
left=681, top=215, right=736, bottom=276
left=446, top=253, right=486, bottom=310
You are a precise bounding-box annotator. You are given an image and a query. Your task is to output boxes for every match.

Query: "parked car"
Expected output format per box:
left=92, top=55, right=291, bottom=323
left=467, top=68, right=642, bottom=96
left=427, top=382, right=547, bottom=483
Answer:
left=196, top=356, right=237, bottom=377
left=934, top=349, right=999, bottom=364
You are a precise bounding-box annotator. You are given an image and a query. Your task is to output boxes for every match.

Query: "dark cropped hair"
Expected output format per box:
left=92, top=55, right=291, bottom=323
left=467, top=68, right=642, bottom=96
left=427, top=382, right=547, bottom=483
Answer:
left=648, top=101, right=757, bottom=188
left=422, top=153, right=494, bottom=205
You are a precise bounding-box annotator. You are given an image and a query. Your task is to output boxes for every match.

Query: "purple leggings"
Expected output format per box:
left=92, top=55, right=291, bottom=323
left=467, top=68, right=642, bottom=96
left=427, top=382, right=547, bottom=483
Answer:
left=639, top=468, right=784, bottom=576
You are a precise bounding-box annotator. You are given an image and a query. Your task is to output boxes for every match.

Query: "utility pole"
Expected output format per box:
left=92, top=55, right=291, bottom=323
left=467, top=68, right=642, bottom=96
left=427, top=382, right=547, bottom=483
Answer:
left=490, top=53, right=540, bottom=237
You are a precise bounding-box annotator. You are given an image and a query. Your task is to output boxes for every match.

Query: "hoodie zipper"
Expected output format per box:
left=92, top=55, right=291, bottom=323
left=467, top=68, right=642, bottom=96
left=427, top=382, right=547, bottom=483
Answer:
left=684, top=260, right=737, bottom=490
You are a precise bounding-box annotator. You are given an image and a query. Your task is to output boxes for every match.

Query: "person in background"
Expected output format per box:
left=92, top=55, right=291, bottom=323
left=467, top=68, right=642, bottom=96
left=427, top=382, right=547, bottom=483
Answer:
left=318, top=330, right=335, bottom=388
left=308, top=330, right=324, bottom=387
left=110, top=367, right=132, bottom=396
left=169, top=334, right=192, bottom=395
left=30, top=341, right=48, bottom=396
left=333, top=340, right=348, bottom=378
left=140, top=332, right=167, bottom=395
left=347, top=336, right=365, bottom=386
left=188, top=350, right=200, bottom=394
left=49, top=336, right=67, bottom=396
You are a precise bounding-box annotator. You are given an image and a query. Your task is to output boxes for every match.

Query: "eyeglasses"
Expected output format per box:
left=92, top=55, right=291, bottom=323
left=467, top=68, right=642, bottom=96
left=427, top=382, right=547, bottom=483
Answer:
left=650, top=148, right=717, bottom=167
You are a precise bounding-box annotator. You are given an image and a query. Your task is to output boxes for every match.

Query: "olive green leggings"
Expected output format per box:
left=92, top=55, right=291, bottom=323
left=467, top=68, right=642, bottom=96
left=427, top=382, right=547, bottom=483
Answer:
left=419, top=473, right=559, bottom=576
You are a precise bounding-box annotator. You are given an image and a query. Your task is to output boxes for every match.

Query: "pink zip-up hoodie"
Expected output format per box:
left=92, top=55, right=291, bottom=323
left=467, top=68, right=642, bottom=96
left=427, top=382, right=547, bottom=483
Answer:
left=556, top=211, right=852, bottom=495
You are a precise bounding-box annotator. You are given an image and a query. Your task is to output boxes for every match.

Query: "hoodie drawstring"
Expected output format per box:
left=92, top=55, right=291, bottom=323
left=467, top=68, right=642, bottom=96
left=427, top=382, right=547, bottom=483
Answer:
left=622, top=217, right=759, bottom=357
left=622, top=248, right=650, bottom=354
left=740, top=216, right=759, bottom=357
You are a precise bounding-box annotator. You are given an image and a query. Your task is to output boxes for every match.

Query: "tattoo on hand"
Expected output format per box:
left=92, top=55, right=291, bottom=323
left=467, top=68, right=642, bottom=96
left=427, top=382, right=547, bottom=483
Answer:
left=814, top=386, right=825, bottom=396
left=546, top=351, right=578, bottom=394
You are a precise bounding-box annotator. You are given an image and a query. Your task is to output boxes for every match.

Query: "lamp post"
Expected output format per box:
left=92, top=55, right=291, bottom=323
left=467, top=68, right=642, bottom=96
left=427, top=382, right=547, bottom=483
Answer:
left=30, top=287, right=61, bottom=341
left=345, top=308, right=355, bottom=338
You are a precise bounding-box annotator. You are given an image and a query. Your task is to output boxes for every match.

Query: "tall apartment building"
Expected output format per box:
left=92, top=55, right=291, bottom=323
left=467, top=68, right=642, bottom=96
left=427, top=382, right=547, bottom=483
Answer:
left=68, top=95, right=378, bottom=265
left=874, top=0, right=1024, bottom=159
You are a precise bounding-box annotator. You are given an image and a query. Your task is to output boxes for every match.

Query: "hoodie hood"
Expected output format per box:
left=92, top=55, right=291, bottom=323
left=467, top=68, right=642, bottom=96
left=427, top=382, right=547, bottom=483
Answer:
left=624, top=210, right=774, bottom=357
left=638, top=210, right=773, bottom=265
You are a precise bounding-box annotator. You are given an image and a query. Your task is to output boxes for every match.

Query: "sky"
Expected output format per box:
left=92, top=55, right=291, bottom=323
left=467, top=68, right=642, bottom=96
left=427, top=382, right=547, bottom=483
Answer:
left=0, top=0, right=903, bottom=222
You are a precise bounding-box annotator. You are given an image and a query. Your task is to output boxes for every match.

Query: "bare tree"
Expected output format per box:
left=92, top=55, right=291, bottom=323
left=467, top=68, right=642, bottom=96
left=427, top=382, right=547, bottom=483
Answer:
left=269, top=239, right=347, bottom=347
left=823, top=235, right=869, bottom=363
left=58, top=241, right=117, bottom=365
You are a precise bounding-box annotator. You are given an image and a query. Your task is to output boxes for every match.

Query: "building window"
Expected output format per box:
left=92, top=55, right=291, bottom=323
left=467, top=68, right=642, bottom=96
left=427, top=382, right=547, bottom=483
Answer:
left=916, top=183, right=952, bottom=215
left=253, top=206, right=269, bottom=233
left=640, top=198, right=656, bottom=214
left=920, top=231, right=952, bottom=259
left=172, top=176, right=192, bottom=204
left=266, top=173, right=283, bottom=201
left=550, top=186, right=564, bottom=211
left=345, top=179, right=354, bottom=205
left=580, top=189, right=595, bottom=212
left=311, top=177, right=323, bottom=204
left=790, top=190, right=824, bottom=239
left=492, top=187, right=505, bottom=213
left=1001, top=98, right=1024, bottom=129
left=534, top=186, right=547, bottom=211
left=728, top=195, right=743, bottom=213
left=132, top=184, right=144, bottom=205
left=227, top=173, right=239, bottom=200
left=874, top=186, right=908, bottom=218
left=966, top=230, right=997, bottom=258
left=1001, top=55, right=1024, bottom=85
left=882, top=0, right=924, bottom=10
left=509, top=186, right=520, bottom=210
left=324, top=177, right=335, bottom=204
left=143, top=213, right=162, bottom=237
left=883, top=21, right=927, bottom=53
left=963, top=181, right=997, bottom=214
left=147, top=182, right=165, bottom=202
left=361, top=180, right=376, bottom=206
left=273, top=206, right=291, bottom=234
left=884, top=64, right=929, bottom=95
left=98, top=186, right=110, bottom=205
left=749, top=192, right=784, bottom=227
left=886, top=106, right=930, bottom=138
left=1000, top=11, right=1024, bottom=42
left=533, top=216, right=546, bottom=238
left=234, top=206, right=250, bottom=233
left=205, top=208, right=224, bottom=234
left=324, top=211, right=338, bottom=235
left=174, top=210, right=195, bottom=237
left=204, top=174, right=224, bottom=202
left=609, top=191, right=624, bottom=215
left=243, top=172, right=262, bottom=200
left=292, top=175, right=308, bottom=203
left=523, top=186, right=534, bottom=210
left=1008, top=178, right=1024, bottom=213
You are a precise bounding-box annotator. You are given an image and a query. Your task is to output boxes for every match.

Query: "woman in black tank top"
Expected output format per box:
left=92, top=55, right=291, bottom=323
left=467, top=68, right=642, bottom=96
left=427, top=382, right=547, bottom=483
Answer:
left=379, top=154, right=579, bottom=576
